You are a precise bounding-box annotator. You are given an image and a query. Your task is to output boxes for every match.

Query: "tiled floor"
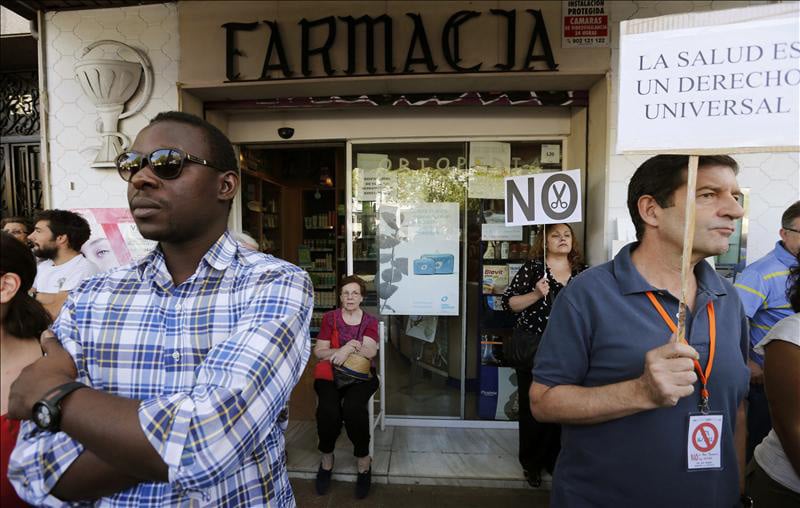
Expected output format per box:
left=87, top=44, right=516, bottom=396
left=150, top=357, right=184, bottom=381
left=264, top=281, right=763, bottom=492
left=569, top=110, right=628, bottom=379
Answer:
left=291, top=478, right=551, bottom=507
left=286, top=420, right=546, bottom=490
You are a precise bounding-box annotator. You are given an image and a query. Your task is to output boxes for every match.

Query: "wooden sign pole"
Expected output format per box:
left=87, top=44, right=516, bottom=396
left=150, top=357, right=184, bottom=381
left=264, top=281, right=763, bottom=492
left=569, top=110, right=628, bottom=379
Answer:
left=676, top=155, right=699, bottom=343
left=542, top=225, right=548, bottom=267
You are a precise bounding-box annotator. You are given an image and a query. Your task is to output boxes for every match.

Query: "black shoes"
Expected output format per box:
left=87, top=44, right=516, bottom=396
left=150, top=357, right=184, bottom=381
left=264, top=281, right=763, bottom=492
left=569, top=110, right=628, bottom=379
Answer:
left=315, top=456, right=334, bottom=495
left=524, top=469, right=542, bottom=488
left=355, top=465, right=372, bottom=499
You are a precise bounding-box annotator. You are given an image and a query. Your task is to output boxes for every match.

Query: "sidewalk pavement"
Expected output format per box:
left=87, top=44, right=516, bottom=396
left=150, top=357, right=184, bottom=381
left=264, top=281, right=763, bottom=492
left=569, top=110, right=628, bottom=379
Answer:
left=291, top=478, right=551, bottom=508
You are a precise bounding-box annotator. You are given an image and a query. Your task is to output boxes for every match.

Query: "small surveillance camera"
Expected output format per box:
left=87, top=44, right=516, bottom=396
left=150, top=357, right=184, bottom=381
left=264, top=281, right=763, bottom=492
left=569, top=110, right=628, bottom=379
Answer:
left=278, top=127, right=294, bottom=139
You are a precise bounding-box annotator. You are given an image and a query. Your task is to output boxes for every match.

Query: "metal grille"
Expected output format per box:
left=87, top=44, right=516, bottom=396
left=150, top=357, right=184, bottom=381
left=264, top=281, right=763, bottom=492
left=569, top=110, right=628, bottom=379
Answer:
left=1, top=71, right=40, bottom=138
left=1, top=143, right=42, bottom=218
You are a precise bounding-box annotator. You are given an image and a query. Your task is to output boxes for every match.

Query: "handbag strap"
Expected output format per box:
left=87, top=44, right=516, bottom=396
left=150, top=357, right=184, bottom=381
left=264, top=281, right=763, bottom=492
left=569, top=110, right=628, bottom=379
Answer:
left=330, top=310, right=341, bottom=349
left=333, top=309, right=368, bottom=349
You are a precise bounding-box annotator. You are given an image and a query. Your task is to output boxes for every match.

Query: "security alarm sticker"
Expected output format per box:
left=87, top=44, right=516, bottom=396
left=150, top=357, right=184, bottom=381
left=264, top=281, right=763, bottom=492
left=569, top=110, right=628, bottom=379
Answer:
left=687, top=413, right=724, bottom=471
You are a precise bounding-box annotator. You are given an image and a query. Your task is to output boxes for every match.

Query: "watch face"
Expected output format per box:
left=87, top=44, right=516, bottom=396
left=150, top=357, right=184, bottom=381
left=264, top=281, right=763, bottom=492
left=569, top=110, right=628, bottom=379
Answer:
left=33, top=403, right=53, bottom=429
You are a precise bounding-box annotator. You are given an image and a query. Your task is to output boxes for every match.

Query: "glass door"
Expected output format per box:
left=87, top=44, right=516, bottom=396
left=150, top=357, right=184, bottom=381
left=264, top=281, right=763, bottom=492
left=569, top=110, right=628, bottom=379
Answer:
left=350, top=142, right=468, bottom=419
left=348, top=138, right=566, bottom=421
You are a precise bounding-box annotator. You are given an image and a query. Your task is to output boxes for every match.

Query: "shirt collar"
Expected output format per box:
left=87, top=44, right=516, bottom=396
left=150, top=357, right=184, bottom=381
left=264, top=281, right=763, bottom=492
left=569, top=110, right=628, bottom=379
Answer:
left=614, top=242, right=727, bottom=297
left=775, top=240, right=797, bottom=266
left=136, top=230, right=238, bottom=283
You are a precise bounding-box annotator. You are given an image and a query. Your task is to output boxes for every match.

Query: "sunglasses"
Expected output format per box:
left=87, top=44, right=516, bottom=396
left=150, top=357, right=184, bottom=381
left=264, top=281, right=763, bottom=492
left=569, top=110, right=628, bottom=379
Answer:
left=115, top=148, right=221, bottom=182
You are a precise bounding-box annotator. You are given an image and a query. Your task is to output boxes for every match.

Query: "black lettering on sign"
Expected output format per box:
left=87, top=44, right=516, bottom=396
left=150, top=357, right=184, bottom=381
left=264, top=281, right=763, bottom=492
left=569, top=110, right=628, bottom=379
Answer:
left=339, top=15, right=395, bottom=75
left=261, top=20, right=292, bottom=78
left=490, top=9, right=516, bottom=71
left=541, top=173, right=577, bottom=220
left=442, top=10, right=482, bottom=72
left=506, top=178, right=536, bottom=223
left=300, top=16, right=337, bottom=76
left=404, top=13, right=437, bottom=73
left=222, top=21, right=259, bottom=81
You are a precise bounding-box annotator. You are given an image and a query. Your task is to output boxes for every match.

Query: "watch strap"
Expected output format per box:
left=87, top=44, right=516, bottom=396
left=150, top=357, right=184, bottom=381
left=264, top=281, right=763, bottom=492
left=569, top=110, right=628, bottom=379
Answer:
left=42, top=381, right=87, bottom=405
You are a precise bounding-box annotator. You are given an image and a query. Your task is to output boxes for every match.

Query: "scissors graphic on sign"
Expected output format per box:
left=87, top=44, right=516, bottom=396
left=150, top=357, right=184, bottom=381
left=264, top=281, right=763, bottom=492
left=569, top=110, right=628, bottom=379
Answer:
left=550, top=183, right=568, bottom=210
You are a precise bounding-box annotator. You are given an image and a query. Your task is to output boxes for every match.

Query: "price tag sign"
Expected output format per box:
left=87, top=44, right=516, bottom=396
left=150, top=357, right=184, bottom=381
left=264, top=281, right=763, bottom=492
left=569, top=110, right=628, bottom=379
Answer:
left=541, top=144, right=561, bottom=164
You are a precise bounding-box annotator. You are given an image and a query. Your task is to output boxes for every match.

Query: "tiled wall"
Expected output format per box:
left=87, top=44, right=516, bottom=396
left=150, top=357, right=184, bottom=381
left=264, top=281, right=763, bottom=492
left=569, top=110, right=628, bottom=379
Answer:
left=44, top=3, right=179, bottom=209
left=606, top=1, right=799, bottom=264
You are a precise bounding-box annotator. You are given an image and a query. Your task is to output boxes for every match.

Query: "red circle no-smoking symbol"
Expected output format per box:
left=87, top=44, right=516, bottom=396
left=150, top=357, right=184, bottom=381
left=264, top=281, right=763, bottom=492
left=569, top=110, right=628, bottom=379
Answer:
left=692, top=422, right=719, bottom=452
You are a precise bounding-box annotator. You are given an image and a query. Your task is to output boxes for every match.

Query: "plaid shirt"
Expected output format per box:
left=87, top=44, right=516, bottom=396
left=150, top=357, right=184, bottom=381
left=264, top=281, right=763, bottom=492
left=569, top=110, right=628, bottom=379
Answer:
left=9, top=231, right=312, bottom=507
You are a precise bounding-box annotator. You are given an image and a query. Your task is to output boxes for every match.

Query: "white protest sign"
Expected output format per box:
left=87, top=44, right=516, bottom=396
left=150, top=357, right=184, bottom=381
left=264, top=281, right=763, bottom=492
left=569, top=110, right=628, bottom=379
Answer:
left=617, top=4, right=800, bottom=154
left=504, top=169, right=582, bottom=226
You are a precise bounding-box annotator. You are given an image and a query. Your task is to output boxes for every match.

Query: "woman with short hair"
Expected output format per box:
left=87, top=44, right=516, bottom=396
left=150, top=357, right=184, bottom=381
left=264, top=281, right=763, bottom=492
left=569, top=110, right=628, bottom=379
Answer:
left=312, top=275, right=379, bottom=499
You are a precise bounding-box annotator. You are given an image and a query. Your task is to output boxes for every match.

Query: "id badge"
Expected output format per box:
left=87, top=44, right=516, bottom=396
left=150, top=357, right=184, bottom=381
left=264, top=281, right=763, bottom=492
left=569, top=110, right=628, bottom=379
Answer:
left=686, top=412, right=724, bottom=471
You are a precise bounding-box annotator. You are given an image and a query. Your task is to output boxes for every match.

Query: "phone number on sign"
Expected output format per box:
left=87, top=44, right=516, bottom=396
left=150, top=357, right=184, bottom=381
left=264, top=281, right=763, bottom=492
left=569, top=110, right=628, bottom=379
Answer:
left=566, top=37, right=607, bottom=44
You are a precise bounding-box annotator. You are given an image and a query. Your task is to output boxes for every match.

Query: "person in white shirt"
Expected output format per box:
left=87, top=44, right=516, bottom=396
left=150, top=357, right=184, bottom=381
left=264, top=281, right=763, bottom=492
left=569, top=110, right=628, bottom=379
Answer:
left=28, top=210, right=99, bottom=318
left=748, top=254, right=800, bottom=507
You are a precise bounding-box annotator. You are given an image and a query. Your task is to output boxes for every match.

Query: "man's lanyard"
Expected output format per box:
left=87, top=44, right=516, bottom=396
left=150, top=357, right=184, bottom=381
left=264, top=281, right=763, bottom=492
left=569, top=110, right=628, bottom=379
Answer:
left=645, top=292, right=716, bottom=413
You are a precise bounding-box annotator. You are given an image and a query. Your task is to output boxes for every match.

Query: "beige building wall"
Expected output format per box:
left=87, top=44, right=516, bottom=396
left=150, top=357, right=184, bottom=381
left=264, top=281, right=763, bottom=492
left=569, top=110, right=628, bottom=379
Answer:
left=42, top=3, right=180, bottom=209
left=37, top=0, right=798, bottom=266
left=605, top=1, right=799, bottom=264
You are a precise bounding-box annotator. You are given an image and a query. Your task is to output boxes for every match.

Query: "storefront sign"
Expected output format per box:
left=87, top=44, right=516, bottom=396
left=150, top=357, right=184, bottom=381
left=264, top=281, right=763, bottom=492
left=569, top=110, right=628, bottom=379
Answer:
left=561, top=0, right=609, bottom=48
left=617, top=7, right=800, bottom=153
left=505, top=169, right=582, bottom=226
left=377, top=203, right=460, bottom=316
left=222, top=9, right=558, bottom=80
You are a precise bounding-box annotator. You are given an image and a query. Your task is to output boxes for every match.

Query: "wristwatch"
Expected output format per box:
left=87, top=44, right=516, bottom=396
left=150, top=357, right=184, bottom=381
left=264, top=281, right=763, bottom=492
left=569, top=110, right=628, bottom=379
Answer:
left=32, top=381, right=87, bottom=432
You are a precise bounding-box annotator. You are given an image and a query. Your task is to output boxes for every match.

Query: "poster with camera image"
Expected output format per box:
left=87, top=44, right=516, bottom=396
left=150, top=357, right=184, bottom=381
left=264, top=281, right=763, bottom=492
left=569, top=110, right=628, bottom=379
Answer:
left=377, top=202, right=460, bottom=315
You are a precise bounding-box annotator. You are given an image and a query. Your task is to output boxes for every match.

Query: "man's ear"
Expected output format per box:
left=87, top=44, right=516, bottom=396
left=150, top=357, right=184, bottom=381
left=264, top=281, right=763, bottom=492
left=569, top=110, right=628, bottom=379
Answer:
left=218, top=171, right=240, bottom=202
left=55, top=233, right=69, bottom=248
left=0, top=272, right=22, bottom=304
left=637, top=195, right=662, bottom=229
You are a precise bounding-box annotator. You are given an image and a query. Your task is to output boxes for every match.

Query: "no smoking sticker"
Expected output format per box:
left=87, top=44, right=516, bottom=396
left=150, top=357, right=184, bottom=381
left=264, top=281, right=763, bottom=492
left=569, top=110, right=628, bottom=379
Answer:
left=687, top=414, right=723, bottom=470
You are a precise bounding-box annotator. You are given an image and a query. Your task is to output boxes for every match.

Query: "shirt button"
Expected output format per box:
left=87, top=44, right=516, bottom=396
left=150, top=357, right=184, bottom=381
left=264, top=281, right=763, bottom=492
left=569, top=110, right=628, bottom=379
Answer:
left=172, top=351, right=181, bottom=362
left=175, top=303, right=182, bottom=311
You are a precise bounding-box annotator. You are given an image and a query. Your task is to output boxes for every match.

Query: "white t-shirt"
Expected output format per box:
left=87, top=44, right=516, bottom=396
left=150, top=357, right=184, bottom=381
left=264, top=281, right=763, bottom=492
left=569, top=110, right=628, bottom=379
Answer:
left=33, top=254, right=99, bottom=293
left=753, top=312, right=800, bottom=494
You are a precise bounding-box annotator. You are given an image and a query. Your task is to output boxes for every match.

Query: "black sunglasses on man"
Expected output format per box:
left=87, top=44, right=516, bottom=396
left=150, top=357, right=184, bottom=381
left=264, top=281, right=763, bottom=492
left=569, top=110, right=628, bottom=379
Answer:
left=116, top=148, right=224, bottom=181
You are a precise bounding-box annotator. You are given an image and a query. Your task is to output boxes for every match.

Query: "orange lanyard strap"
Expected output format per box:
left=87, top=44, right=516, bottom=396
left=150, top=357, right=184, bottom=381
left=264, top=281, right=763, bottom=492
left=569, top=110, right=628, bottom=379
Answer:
left=645, top=292, right=716, bottom=411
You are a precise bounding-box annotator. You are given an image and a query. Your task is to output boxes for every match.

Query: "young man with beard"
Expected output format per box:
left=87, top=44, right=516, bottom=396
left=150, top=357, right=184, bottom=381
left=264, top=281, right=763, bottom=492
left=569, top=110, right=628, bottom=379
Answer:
left=28, top=210, right=98, bottom=317
left=531, top=155, right=751, bottom=507
left=7, top=111, right=313, bottom=507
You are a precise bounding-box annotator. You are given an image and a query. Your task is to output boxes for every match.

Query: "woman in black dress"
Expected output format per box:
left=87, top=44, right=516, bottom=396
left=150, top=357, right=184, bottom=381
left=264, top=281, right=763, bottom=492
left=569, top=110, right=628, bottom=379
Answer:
left=502, top=223, right=586, bottom=487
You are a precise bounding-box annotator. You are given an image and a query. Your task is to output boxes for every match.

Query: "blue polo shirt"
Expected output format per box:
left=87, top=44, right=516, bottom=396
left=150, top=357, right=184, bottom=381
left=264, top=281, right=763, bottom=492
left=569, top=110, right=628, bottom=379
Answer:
left=734, top=241, right=797, bottom=366
left=534, top=243, right=749, bottom=508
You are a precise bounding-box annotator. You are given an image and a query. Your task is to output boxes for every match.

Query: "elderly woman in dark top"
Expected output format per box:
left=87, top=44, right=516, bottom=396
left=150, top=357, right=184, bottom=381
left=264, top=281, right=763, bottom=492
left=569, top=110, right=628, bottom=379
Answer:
left=502, top=223, right=586, bottom=487
left=312, top=275, right=379, bottom=499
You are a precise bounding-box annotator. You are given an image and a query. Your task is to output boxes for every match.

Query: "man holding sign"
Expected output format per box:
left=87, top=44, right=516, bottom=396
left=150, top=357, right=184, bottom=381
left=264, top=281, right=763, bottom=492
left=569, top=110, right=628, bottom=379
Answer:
left=531, top=155, right=750, bottom=507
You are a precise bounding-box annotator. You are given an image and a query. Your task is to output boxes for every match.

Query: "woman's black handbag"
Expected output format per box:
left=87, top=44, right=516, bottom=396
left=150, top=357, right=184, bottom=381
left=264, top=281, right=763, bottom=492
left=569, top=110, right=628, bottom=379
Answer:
left=503, top=328, right=542, bottom=370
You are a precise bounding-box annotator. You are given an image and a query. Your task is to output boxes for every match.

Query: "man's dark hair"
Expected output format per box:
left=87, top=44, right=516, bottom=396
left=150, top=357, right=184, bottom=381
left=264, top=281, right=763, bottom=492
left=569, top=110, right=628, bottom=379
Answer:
left=781, top=200, right=800, bottom=229
left=1, top=216, right=31, bottom=232
left=149, top=111, right=238, bottom=173
left=34, top=209, right=91, bottom=251
left=627, top=155, right=740, bottom=241
left=0, top=232, right=51, bottom=338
